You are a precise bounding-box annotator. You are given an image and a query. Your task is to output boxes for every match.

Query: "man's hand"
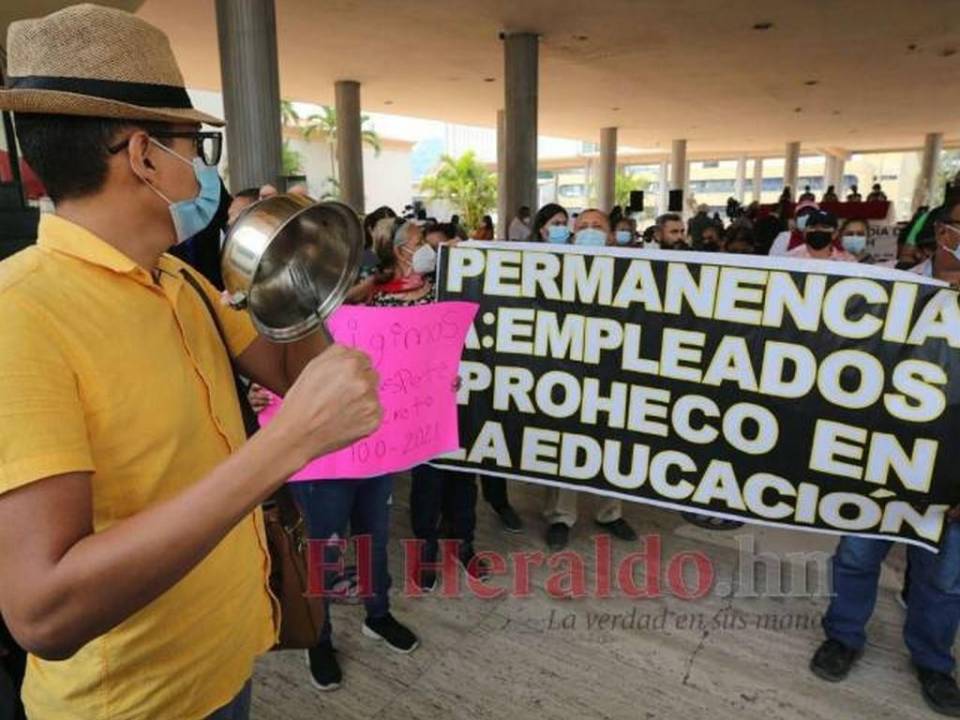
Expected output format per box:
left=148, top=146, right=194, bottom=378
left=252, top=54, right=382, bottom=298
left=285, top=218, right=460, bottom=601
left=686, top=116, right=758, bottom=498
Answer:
left=263, top=344, right=382, bottom=466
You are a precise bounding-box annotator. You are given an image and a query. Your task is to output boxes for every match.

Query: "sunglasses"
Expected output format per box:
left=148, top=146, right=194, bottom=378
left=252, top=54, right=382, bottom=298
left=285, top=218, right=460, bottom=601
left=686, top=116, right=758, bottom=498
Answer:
left=108, top=130, right=223, bottom=167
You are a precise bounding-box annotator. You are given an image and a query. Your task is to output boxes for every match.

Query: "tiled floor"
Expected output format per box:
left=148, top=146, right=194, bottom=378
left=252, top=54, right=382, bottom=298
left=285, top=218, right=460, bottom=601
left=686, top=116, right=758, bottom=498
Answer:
left=252, top=474, right=930, bottom=720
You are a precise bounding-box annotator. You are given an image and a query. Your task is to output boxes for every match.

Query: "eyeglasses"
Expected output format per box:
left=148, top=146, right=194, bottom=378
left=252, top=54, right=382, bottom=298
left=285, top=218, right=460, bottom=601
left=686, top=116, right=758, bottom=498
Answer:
left=108, top=130, right=223, bottom=167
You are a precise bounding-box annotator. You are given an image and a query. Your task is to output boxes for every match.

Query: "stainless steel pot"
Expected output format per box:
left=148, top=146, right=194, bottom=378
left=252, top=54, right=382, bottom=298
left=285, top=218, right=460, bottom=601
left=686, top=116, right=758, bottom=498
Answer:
left=221, top=194, right=363, bottom=342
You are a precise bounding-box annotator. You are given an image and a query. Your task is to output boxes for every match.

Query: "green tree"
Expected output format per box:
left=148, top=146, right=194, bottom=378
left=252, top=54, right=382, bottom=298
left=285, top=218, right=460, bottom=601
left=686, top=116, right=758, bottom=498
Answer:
left=302, top=106, right=382, bottom=188
left=280, top=99, right=300, bottom=127
left=614, top=170, right=651, bottom=208
left=281, top=140, right=303, bottom=175
left=588, top=169, right=652, bottom=209
left=419, top=151, right=497, bottom=231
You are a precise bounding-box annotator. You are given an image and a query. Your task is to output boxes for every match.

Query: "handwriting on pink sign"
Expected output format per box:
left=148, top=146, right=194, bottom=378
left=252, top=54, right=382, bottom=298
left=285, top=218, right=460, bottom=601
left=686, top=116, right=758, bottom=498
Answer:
left=258, top=301, right=478, bottom=480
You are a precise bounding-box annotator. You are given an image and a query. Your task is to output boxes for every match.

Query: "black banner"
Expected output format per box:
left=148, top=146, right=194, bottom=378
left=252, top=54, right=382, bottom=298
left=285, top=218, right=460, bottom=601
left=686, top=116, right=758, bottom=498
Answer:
left=434, top=241, right=960, bottom=552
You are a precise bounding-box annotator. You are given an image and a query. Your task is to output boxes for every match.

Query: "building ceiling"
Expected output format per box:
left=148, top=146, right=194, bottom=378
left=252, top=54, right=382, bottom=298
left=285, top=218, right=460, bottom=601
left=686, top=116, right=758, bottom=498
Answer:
left=4, top=1, right=959, bottom=155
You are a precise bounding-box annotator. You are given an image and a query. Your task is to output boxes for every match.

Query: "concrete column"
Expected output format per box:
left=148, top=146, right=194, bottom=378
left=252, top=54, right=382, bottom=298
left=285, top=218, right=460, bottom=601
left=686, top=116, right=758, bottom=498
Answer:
left=669, top=139, right=687, bottom=193
left=502, top=32, right=538, bottom=224
left=915, top=131, right=944, bottom=209
left=752, top=158, right=764, bottom=202
left=734, top=155, right=747, bottom=203
left=658, top=160, right=669, bottom=214
left=598, top=127, right=617, bottom=212
left=835, top=156, right=846, bottom=190
left=784, top=141, right=800, bottom=199
left=584, top=157, right=595, bottom=206
left=215, top=0, right=282, bottom=190
left=496, top=109, right=507, bottom=239
left=335, top=80, right=364, bottom=213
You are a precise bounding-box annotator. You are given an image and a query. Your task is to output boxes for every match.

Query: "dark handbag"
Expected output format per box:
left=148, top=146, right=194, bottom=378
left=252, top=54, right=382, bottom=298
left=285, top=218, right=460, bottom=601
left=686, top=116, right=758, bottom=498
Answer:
left=180, top=269, right=325, bottom=650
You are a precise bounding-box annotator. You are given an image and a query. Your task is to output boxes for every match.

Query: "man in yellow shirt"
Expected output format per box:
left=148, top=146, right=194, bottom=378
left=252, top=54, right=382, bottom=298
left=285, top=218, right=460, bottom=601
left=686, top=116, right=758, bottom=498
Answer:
left=0, top=5, right=382, bottom=719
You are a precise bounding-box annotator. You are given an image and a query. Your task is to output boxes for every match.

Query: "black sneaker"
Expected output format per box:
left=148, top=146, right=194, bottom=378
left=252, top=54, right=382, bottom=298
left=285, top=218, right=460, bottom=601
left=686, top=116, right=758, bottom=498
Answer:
left=918, top=667, right=960, bottom=716
left=458, top=549, right=492, bottom=582
left=681, top=512, right=745, bottom=531
left=809, top=639, right=863, bottom=682
left=305, top=644, right=342, bottom=691
left=546, top=522, right=570, bottom=551
left=495, top=505, right=525, bottom=533
left=413, top=568, right=438, bottom=594
left=362, top=613, right=419, bottom=654
left=595, top=517, right=638, bottom=542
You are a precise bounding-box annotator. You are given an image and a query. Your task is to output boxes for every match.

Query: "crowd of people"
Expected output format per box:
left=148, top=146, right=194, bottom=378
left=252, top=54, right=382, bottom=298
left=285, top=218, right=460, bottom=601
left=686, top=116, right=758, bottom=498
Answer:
left=228, top=177, right=960, bottom=698
left=3, top=5, right=960, bottom=720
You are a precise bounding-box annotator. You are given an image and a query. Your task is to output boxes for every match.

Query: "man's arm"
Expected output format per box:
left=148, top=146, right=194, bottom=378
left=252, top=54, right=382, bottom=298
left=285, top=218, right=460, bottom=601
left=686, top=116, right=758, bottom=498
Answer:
left=235, top=331, right=330, bottom=398
left=0, top=346, right=381, bottom=661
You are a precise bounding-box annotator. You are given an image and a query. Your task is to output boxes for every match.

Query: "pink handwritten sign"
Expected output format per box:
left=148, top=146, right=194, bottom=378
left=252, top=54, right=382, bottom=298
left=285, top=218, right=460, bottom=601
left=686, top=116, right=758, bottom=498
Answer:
left=259, top=301, right=478, bottom=480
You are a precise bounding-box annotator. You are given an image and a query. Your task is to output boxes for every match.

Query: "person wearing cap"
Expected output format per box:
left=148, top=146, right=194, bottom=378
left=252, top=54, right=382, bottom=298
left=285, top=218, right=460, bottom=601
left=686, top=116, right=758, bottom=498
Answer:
left=809, top=193, right=960, bottom=717
left=0, top=6, right=384, bottom=720
left=768, top=199, right=820, bottom=256
left=785, top=210, right=856, bottom=262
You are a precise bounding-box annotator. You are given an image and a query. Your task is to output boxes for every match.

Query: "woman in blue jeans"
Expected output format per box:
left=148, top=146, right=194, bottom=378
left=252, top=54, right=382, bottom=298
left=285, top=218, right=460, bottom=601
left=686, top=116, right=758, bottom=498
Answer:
left=811, top=522, right=960, bottom=716
left=291, top=476, right=418, bottom=692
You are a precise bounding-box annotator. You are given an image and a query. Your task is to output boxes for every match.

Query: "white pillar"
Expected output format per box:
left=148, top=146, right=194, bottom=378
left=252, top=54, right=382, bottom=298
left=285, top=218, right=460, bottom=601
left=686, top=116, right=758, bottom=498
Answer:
left=734, top=155, right=747, bottom=204
left=583, top=157, right=595, bottom=206
left=823, top=155, right=836, bottom=194
left=784, top=141, right=800, bottom=199
left=752, top=158, right=764, bottom=203
left=670, top=139, right=687, bottom=192
left=598, top=127, right=617, bottom=212
left=915, top=132, right=944, bottom=210
left=496, top=109, right=506, bottom=239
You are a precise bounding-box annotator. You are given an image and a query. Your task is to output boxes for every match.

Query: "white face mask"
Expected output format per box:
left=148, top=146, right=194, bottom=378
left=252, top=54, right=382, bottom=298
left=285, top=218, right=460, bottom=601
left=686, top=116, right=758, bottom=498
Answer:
left=411, top=243, right=437, bottom=274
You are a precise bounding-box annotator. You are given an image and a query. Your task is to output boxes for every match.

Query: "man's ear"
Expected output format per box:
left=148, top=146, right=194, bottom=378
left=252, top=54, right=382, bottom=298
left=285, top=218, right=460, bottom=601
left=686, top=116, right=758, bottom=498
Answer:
left=126, top=131, right=157, bottom=181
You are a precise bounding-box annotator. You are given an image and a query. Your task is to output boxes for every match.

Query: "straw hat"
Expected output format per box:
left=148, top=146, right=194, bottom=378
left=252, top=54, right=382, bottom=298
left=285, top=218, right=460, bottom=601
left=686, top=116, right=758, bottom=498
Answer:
left=0, top=3, right=222, bottom=126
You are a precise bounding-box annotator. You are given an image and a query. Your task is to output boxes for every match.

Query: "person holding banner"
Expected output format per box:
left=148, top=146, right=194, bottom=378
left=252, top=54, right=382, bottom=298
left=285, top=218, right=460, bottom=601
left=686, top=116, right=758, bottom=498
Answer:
left=909, top=199, right=960, bottom=285
left=837, top=217, right=870, bottom=260
left=542, top=209, right=639, bottom=550
left=288, top=218, right=425, bottom=692
left=368, top=218, right=494, bottom=589
left=786, top=210, right=856, bottom=262
left=810, top=197, right=960, bottom=717
left=530, top=203, right=571, bottom=244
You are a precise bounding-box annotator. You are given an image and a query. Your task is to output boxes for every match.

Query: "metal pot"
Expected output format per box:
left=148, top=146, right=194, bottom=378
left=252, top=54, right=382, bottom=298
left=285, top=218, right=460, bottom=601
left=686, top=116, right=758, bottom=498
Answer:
left=221, top=193, right=363, bottom=342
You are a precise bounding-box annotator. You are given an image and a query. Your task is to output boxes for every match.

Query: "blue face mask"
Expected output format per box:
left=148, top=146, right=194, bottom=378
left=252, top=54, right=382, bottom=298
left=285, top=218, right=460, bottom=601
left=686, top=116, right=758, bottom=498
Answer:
left=615, top=230, right=633, bottom=245
left=796, top=214, right=810, bottom=231
left=546, top=224, right=571, bottom=244
left=145, top=139, right=222, bottom=244
left=841, top=234, right=866, bottom=255
left=574, top=228, right=607, bottom=247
